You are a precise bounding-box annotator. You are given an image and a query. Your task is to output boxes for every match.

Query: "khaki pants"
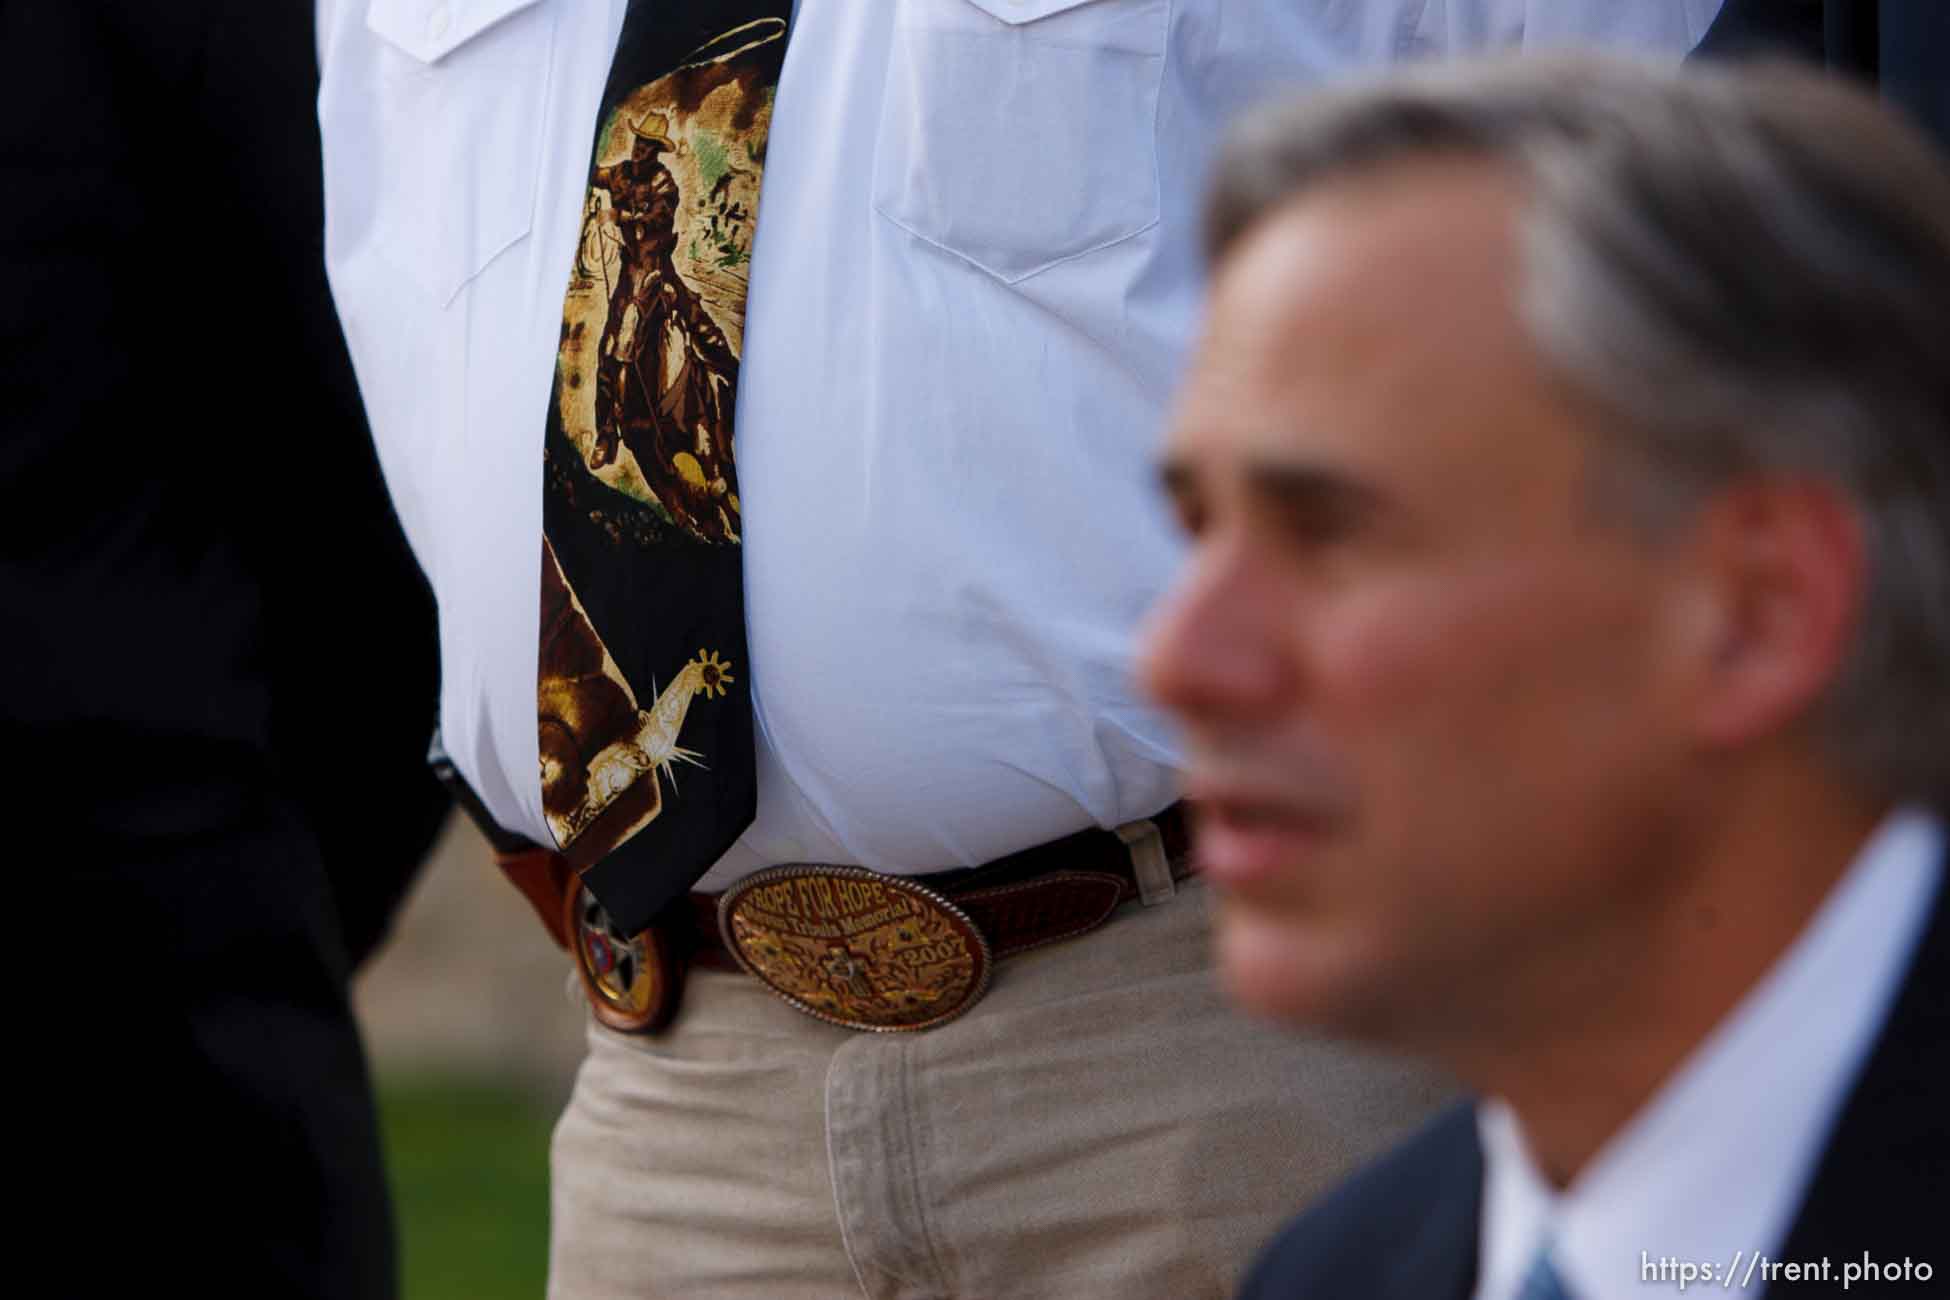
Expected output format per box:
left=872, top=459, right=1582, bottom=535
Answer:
left=549, top=878, right=1449, bottom=1299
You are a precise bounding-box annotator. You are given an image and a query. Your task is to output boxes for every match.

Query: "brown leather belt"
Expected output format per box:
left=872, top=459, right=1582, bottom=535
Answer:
left=489, top=804, right=1192, bottom=1034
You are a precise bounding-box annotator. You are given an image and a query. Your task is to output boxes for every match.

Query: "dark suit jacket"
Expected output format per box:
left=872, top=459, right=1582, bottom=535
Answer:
left=1239, top=868, right=1950, bottom=1298
left=1694, top=0, right=1950, bottom=152
left=4, top=3, right=447, bottom=1295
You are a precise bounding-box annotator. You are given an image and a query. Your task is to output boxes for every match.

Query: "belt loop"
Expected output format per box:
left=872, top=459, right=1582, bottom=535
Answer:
left=1115, top=818, right=1175, bottom=906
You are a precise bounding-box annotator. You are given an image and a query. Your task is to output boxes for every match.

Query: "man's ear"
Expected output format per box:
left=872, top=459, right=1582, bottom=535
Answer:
left=1687, top=478, right=1865, bottom=749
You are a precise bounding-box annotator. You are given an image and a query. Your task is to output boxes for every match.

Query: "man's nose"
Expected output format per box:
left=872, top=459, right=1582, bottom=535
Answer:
left=1138, top=541, right=1292, bottom=723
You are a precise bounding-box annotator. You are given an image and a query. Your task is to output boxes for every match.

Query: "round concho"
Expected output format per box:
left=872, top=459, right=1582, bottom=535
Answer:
left=565, top=885, right=680, bottom=1034
left=717, top=867, right=993, bottom=1032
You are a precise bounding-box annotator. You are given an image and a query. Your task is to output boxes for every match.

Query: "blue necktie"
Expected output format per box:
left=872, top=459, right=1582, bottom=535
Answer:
left=1515, top=1246, right=1577, bottom=1300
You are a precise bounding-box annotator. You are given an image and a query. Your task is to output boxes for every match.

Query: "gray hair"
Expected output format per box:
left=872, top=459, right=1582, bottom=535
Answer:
left=1207, top=56, right=1950, bottom=808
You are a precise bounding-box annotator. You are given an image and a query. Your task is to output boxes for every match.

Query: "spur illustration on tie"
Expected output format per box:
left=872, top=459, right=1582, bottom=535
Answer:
left=536, top=538, right=734, bottom=855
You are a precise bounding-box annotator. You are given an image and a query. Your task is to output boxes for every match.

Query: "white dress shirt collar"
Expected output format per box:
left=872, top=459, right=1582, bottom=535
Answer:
left=1473, top=808, right=1945, bottom=1300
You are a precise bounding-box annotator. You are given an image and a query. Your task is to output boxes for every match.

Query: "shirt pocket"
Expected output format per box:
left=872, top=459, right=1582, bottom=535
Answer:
left=362, top=0, right=555, bottom=304
left=872, top=0, right=1168, bottom=284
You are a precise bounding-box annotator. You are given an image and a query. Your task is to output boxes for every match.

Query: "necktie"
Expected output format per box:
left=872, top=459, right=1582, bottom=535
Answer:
left=537, top=3, right=791, bottom=940
left=1515, top=1244, right=1577, bottom=1300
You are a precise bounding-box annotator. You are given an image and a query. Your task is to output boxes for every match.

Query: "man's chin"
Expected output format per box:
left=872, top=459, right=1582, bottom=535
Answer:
left=1213, top=902, right=1362, bottom=1031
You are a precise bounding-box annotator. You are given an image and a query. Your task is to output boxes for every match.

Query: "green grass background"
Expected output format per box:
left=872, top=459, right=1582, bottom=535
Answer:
left=379, top=1077, right=559, bottom=1300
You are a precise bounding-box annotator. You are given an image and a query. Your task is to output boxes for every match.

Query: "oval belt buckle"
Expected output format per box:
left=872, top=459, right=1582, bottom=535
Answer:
left=566, top=884, right=682, bottom=1034
left=718, top=866, right=993, bottom=1032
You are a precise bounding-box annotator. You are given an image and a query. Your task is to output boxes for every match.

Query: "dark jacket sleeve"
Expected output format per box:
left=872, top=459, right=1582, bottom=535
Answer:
left=1, top=0, right=448, bottom=965
left=194, top=1, right=454, bottom=964
left=1238, top=1104, right=1484, bottom=1300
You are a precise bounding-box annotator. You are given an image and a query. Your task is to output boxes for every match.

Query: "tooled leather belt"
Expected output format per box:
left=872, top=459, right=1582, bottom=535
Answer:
left=608, top=807, right=1190, bottom=1033
left=433, top=744, right=1192, bottom=1035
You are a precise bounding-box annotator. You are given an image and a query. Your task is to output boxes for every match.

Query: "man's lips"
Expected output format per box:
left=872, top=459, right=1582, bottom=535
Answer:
left=1189, top=793, right=1341, bottom=888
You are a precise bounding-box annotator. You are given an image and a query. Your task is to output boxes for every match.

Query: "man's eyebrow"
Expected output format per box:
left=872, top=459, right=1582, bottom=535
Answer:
left=1155, top=455, right=1384, bottom=514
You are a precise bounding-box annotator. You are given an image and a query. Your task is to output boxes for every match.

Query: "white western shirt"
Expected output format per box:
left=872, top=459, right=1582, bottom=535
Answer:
left=316, top=0, right=1718, bottom=889
left=1473, top=809, right=1946, bottom=1300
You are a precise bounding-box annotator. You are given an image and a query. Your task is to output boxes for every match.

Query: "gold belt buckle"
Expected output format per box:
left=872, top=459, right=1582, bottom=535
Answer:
left=717, top=865, right=993, bottom=1032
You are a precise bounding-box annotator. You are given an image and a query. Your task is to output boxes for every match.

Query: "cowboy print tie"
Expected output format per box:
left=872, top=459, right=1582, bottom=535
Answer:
left=537, top=3, right=790, bottom=947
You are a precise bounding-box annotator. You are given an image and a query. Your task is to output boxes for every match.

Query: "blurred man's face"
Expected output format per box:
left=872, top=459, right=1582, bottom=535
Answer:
left=1141, top=163, right=1702, bottom=1046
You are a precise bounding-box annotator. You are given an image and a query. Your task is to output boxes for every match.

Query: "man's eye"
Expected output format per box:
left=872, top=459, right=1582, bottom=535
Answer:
left=1271, top=506, right=1355, bottom=548
left=1271, top=484, right=1379, bottom=550
left=1157, top=471, right=1208, bottom=538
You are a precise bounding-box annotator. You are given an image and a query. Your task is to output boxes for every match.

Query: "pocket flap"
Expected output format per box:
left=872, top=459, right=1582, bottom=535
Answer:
left=955, top=0, right=1112, bottom=26
left=366, top=0, right=544, bottom=65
